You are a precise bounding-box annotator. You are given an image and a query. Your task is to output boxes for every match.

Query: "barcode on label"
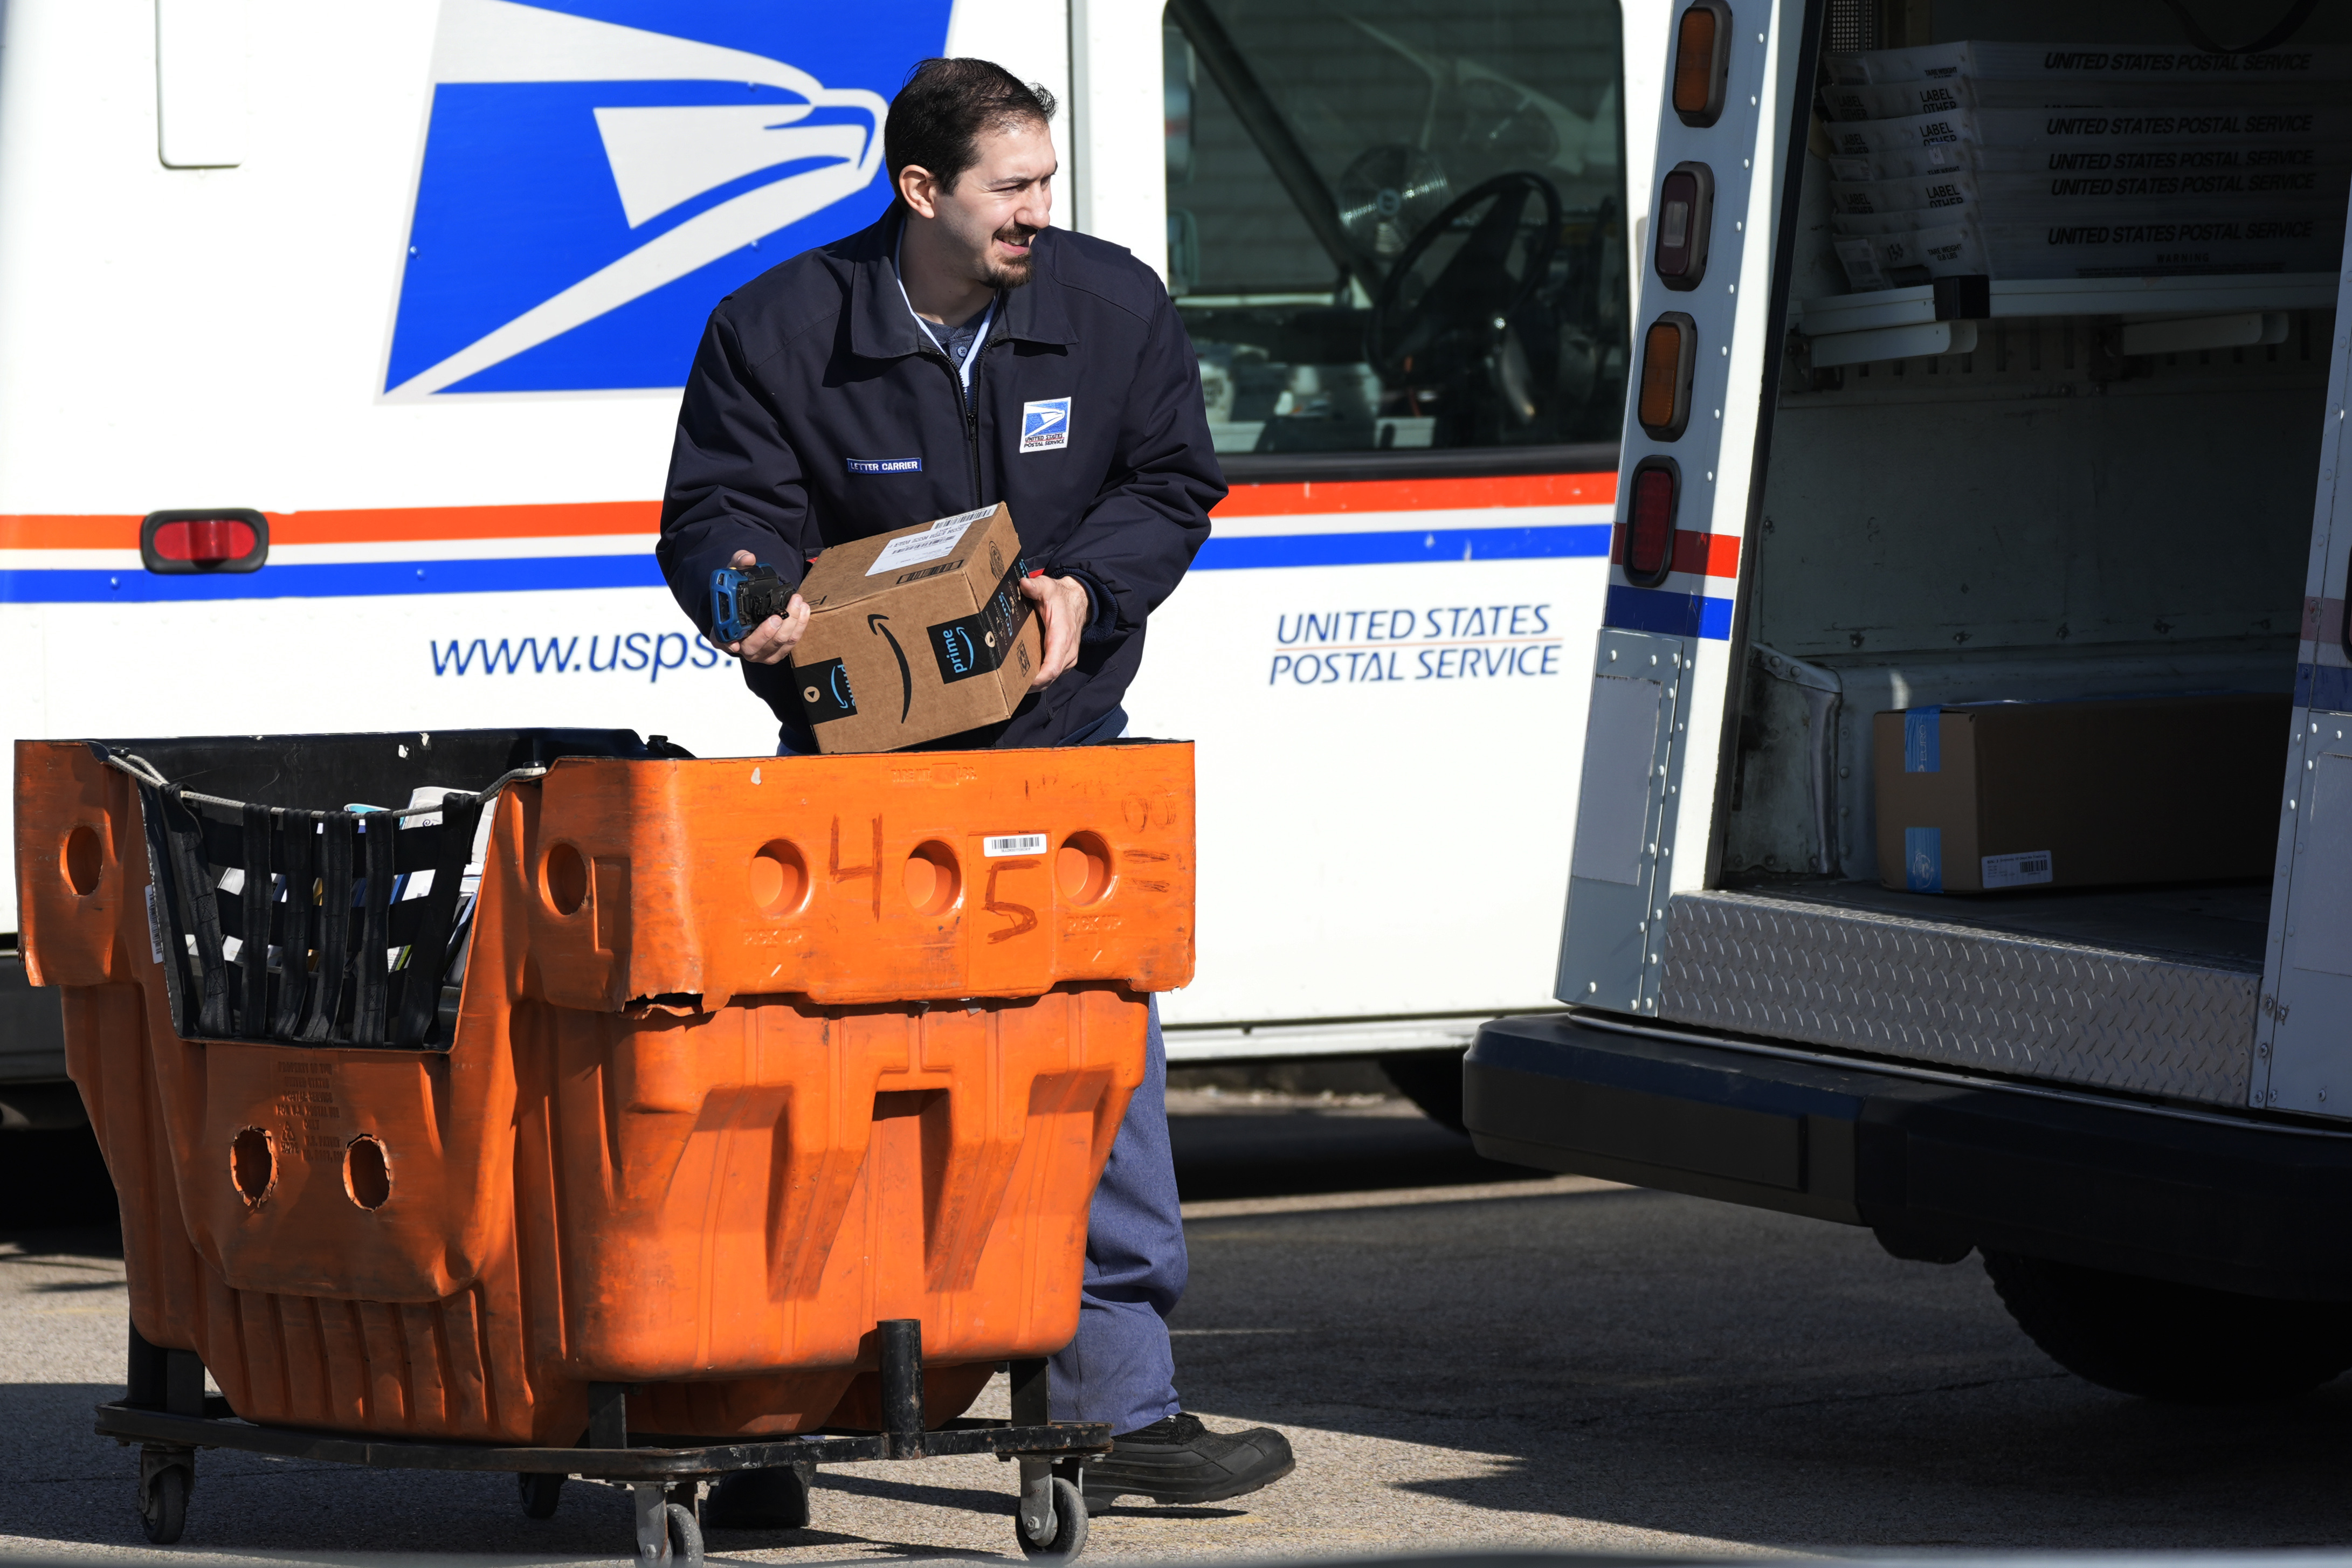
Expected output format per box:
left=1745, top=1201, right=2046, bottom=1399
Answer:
left=1981, top=850, right=2053, bottom=889
left=867, top=515, right=978, bottom=575
left=984, top=833, right=1048, bottom=857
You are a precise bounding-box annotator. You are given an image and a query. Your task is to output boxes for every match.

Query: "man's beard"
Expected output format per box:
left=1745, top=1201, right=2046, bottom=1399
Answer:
left=977, top=225, right=1039, bottom=289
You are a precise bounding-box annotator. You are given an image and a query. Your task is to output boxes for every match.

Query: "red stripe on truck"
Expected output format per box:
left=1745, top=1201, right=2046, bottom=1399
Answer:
left=1, top=501, right=661, bottom=549
left=1215, top=471, right=1616, bottom=517
left=1608, top=525, right=1740, bottom=578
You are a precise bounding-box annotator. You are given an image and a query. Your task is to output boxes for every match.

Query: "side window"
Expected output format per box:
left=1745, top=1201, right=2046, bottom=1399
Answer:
left=1163, top=0, right=1627, bottom=462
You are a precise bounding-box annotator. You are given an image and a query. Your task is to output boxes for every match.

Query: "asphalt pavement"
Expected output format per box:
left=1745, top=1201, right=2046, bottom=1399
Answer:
left=5, top=1088, right=2352, bottom=1563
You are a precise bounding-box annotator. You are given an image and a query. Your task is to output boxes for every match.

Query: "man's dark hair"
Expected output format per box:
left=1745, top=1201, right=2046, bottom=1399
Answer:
left=885, top=58, right=1057, bottom=201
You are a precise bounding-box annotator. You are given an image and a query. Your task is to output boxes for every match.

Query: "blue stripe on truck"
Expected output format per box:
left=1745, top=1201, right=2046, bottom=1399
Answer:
left=1603, top=584, right=1734, bottom=640
left=0, top=555, right=668, bottom=603
left=2298, top=661, right=2352, bottom=713
left=1191, top=524, right=1611, bottom=569
left=0, top=525, right=1617, bottom=602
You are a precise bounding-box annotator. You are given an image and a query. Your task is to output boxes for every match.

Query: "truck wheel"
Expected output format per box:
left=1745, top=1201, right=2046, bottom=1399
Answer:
left=1380, top=1050, right=1465, bottom=1132
left=1982, top=1251, right=2352, bottom=1403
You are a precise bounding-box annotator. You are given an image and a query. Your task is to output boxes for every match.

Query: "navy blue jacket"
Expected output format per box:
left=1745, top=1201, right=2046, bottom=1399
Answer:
left=657, top=213, right=1224, bottom=750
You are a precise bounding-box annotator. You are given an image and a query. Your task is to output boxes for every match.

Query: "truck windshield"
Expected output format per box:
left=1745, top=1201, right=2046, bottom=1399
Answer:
left=1163, top=0, right=1626, bottom=460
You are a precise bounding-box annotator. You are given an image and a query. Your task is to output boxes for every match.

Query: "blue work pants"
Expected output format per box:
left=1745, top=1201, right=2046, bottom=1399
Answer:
left=780, top=709, right=1188, bottom=1434
left=1050, top=997, right=1186, bottom=1433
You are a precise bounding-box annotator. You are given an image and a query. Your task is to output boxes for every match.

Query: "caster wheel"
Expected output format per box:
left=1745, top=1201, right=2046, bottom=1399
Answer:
left=1016, top=1475, right=1088, bottom=1559
left=518, top=1471, right=564, bottom=1519
left=705, top=1466, right=810, bottom=1530
left=665, top=1500, right=704, bottom=1567
left=140, top=1464, right=189, bottom=1545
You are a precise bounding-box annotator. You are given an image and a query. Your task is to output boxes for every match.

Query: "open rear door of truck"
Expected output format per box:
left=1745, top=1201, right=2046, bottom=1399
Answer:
left=2260, top=212, right=2352, bottom=1117
left=1557, top=0, right=1818, bottom=1014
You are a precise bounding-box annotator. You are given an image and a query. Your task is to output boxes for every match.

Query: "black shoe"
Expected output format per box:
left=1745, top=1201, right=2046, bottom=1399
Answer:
left=1082, top=1412, right=1295, bottom=1507
left=703, top=1465, right=811, bottom=1530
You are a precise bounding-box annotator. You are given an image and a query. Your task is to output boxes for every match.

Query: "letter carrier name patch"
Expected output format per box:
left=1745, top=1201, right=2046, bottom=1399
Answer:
left=846, top=457, right=922, bottom=474
left=1020, top=397, right=1071, bottom=452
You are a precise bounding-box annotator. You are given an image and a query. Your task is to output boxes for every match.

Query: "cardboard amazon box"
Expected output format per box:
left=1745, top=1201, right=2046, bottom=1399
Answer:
left=1873, top=692, right=2290, bottom=893
left=788, top=503, right=1041, bottom=753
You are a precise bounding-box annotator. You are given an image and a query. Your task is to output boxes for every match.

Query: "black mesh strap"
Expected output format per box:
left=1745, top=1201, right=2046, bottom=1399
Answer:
left=238, top=803, right=272, bottom=1035
left=162, top=786, right=233, bottom=1040
left=125, top=764, right=487, bottom=1049
left=272, top=811, right=316, bottom=1040
left=131, top=780, right=191, bottom=1037
left=396, top=793, right=483, bottom=1047
left=301, top=812, right=355, bottom=1043
left=355, top=813, right=396, bottom=1045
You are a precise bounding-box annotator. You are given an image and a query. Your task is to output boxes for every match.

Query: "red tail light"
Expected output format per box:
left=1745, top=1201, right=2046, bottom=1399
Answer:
left=141, top=508, right=269, bottom=575
left=151, top=517, right=255, bottom=563
left=1625, top=461, right=1679, bottom=586
left=1672, top=0, right=1733, bottom=127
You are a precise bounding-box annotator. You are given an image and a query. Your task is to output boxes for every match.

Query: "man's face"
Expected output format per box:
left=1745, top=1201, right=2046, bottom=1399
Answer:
left=906, top=118, right=1056, bottom=288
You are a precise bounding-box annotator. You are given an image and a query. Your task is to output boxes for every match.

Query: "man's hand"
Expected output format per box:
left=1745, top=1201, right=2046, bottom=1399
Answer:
left=721, top=549, right=809, bottom=665
left=1020, top=572, right=1090, bottom=689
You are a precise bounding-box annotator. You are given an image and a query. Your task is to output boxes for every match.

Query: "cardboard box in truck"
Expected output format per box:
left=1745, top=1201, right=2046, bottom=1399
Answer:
left=1872, top=692, right=2291, bottom=892
left=788, top=503, right=1041, bottom=753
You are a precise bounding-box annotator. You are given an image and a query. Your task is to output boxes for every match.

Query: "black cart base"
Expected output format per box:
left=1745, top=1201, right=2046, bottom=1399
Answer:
left=100, top=1318, right=1109, bottom=1564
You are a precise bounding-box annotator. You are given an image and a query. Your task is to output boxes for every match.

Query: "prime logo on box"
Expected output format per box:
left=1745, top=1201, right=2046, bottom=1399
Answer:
left=384, top=0, right=948, bottom=398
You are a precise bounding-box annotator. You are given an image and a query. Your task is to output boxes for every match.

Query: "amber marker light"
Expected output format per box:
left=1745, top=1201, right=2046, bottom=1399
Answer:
left=1673, top=0, right=1733, bottom=127
left=1637, top=313, right=1697, bottom=441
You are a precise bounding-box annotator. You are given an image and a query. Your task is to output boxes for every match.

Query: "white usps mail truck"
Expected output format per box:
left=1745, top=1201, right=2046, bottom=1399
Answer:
left=1468, top=0, right=2352, bottom=1399
left=0, top=0, right=1667, bottom=1127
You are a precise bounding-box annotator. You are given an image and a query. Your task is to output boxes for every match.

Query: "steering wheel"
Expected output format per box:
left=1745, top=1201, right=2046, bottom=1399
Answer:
left=1365, top=171, right=1562, bottom=393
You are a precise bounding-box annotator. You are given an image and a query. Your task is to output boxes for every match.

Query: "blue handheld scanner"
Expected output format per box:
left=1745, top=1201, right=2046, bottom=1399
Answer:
left=711, top=562, right=791, bottom=645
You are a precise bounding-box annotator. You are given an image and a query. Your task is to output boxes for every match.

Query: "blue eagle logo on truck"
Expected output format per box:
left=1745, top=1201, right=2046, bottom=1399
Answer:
left=384, top=0, right=948, bottom=397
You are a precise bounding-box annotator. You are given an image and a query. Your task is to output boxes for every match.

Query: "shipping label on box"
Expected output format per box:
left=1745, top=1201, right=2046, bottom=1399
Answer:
left=787, top=503, right=1043, bottom=754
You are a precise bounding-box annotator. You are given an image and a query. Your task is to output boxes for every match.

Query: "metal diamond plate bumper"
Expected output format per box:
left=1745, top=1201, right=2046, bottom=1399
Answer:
left=1656, top=890, right=2258, bottom=1106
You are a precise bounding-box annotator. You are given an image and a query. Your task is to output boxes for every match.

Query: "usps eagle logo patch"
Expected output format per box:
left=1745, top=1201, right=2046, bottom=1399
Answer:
left=1020, top=397, right=1071, bottom=452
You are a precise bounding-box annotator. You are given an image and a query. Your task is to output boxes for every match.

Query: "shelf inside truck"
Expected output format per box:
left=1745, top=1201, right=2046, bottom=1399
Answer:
left=1796, top=272, right=2341, bottom=367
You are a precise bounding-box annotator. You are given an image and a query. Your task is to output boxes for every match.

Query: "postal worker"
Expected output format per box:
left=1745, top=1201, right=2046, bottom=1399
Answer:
left=656, top=57, right=1295, bottom=1515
